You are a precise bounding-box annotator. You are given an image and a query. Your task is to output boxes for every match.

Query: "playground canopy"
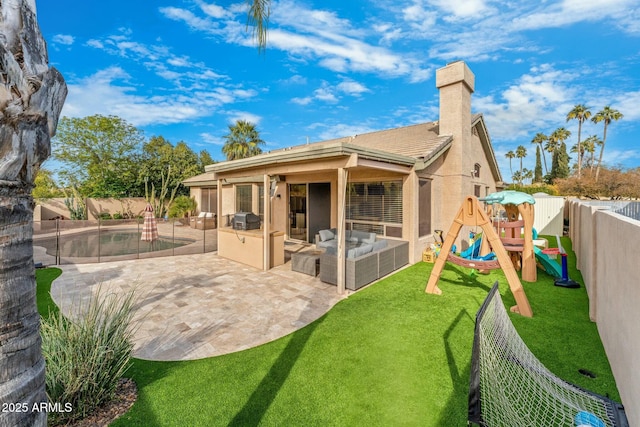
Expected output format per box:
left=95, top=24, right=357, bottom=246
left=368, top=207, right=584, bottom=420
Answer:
left=480, top=190, right=535, bottom=206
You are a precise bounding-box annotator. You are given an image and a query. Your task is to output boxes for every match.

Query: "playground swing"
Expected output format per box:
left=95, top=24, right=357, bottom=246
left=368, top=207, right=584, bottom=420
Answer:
left=425, top=195, right=533, bottom=317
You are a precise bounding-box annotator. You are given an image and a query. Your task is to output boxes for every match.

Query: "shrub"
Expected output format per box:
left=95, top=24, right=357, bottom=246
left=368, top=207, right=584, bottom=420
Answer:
left=41, top=288, right=137, bottom=425
left=98, top=212, right=113, bottom=220
left=113, top=211, right=124, bottom=220
left=168, top=195, right=198, bottom=218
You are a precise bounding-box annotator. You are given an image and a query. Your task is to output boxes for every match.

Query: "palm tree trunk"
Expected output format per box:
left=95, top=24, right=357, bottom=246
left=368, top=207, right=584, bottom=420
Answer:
left=0, top=180, right=47, bottom=427
left=0, top=2, right=67, bottom=426
left=540, top=144, right=548, bottom=175
left=577, top=122, right=582, bottom=179
left=595, top=123, right=608, bottom=182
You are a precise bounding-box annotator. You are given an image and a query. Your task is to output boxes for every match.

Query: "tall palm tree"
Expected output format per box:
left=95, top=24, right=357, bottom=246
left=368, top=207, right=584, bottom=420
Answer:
left=222, top=120, right=265, bottom=160
left=531, top=132, right=549, bottom=175
left=566, top=104, right=592, bottom=179
left=0, top=2, right=67, bottom=426
left=505, top=151, right=515, bottom=181
left=592, top=106, right=624, bottom=182
left=515, top=145, right=527, bottom=184
left=581, top=135, right=600, bottom=173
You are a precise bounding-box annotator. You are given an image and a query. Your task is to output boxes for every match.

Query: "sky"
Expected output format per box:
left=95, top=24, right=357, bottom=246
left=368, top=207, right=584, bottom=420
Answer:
left=37, top=0, right=640, bottom=182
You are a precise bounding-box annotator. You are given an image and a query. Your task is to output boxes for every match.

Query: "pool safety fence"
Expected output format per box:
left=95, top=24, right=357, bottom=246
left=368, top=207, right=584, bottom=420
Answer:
left=33, top=217, right=217, bottom=265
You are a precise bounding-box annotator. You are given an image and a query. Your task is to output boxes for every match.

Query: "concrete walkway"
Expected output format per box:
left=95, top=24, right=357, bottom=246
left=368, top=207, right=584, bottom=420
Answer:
left=51, top=253, right=346, bottom=361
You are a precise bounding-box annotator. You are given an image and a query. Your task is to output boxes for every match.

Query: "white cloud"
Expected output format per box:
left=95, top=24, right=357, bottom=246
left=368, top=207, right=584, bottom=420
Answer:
left=312, top=122, right=378, bottom=141
left=52, top=34, right=74, bottom=45
left=199, top=132, right=223, bottom=146
left=430, top=0, right=489, bottom=20
left=224, top=111, right=263, bottom=127
left=291, top=97, right=313, bottom=106
left=613, top=90, right=640, bottom=121
left=61, top=66, right=257, bottom=127
left=160, top=6, right=220, bottom=33
left=337, top=80, right=370, bottom=96
left=197, top=0, right=232, bottom=19
left=474, top=65, right=577, bottom=140
left=510, top=0, right=637, bottom=32
left=86, top=39, right=104, bottom=49
left=160, top=1, right=429, bottom=82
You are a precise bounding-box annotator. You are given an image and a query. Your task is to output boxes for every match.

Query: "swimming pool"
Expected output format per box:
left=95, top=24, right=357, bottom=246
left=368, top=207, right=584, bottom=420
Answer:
left=37, top=230, right=193, bottom=258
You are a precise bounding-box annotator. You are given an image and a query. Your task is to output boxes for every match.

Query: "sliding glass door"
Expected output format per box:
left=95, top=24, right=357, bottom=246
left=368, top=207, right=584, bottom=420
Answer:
left=289, top=184, right=307, bottom=241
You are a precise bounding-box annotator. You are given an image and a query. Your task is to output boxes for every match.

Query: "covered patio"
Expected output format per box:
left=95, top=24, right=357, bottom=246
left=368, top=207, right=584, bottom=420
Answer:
left=201, top=140, right=430, bottom=294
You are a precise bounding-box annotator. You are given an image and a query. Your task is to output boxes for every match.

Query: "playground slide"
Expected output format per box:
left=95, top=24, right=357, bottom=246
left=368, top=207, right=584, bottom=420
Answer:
left=461, top=237, right=482, bottom=259
left=534, top=246, right=562, bottom=278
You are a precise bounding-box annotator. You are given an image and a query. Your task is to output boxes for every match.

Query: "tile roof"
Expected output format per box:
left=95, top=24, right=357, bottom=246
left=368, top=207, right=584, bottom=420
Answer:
left=277, top=121, right=449, bottom=161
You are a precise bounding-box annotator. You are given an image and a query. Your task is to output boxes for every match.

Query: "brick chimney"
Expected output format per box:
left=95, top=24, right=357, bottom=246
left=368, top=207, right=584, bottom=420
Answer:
left=435, top=61, right=476, bottom=248
left=436, top=60, right=475, bottom=178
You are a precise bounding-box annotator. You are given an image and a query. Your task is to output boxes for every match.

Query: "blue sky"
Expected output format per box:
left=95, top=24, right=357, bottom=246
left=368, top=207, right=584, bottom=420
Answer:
left=37, top=0, right=639, bottom=181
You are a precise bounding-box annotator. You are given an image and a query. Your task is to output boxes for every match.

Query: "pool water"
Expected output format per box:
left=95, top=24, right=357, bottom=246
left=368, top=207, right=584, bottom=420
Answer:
left=40, top=230, right=191, bottom=258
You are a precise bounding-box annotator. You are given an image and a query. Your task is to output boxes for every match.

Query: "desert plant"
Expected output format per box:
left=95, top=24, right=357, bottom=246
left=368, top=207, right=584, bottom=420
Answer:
left=40, top=288, right=137, bottom=425
left=63, top=185, right=87, bottom=220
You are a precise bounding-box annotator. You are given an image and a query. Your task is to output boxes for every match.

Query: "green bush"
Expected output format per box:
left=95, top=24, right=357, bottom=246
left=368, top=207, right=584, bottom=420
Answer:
left=98, top=212, right=113, bottom=220
left=41, top=288, right=137, bottom=425
left=168, top=195, right=197, bottom=218
left=505, top=183, right=559, bottom=196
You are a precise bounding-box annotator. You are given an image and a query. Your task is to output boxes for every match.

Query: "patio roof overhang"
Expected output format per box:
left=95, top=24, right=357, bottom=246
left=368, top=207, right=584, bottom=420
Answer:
left=204, top=141, right=417, bottom=180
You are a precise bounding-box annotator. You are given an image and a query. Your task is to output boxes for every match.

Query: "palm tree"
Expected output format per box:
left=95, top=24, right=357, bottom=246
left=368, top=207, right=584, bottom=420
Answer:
left=222, top=120, right=266, bottom=160
left=592, top=106, right=624, bottom=181
left=531, top=132, right=549, bottom=174
left=581, top=135, right=600, bottom=173
left=0, top=2, right=68, bottom=426
left=247, top=0, right=271, bottom=51
left=515, top=145, right=527, bottom=184
left=505, top=151, right=515, bottom=180
left=566, top=104, right=592, bottom=179
left=522, top=168, right=534, bottom=185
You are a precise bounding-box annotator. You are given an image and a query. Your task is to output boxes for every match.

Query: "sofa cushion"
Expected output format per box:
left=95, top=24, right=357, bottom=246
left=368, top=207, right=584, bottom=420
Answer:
left=350, top=230, right=376, bottom=244
left=317, top=239, right=337, bottom=249
left=347, top=244, right=373, bottom=259
left=372, top=239, right=388, bottom=252
left=319, top=228, right=336, bottom=242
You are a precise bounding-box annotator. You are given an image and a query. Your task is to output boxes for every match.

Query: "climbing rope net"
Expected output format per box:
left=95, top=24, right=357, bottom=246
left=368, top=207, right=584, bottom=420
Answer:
left=469, top=283, right=628, bottom=427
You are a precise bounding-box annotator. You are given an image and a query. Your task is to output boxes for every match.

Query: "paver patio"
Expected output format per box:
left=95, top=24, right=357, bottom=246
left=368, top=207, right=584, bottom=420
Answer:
left=51, top=252, right=346, bottom=361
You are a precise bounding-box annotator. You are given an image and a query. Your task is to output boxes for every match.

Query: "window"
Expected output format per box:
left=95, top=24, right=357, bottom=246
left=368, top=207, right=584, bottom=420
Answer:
left=258, top=184, right=264, bottom=219
left=236, top=185, right=252, bottom=213
left=474, top=163, right=481, bottom=178
left=346, top=181, right=402, bottom=236
left=419, top=179, right=431, bottom=237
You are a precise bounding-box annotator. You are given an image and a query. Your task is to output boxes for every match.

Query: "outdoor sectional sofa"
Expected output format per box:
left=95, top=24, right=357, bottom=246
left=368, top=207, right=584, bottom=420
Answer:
left=317, top=229, right=409, bottom=290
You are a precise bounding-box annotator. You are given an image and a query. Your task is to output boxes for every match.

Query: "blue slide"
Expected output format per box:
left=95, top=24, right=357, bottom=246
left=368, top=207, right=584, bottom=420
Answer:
left=461, top=237, right=482, bottom=259
left=534, top=246, right=562, bottom=278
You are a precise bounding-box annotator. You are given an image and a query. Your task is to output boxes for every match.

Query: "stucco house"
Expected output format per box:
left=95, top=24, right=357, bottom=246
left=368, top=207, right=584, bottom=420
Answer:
left=184, top=61, right=504, bottom=291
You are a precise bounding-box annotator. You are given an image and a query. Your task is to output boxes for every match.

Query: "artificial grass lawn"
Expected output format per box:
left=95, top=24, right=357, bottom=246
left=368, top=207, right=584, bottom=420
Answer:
left=36, top=237, right=620, bottom=426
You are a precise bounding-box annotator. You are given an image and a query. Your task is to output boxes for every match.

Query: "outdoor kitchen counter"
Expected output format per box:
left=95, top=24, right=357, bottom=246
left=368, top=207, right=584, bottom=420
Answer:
left=218, top=227, right=285, bottom=270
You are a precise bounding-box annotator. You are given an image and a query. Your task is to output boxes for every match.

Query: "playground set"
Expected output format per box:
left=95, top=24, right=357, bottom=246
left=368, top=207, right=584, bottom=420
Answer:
left=425, top=191, right=576, bottom=317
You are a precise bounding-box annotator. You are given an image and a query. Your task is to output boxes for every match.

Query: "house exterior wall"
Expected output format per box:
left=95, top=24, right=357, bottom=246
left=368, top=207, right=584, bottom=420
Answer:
left=416, top=126, right=499, bottom=256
